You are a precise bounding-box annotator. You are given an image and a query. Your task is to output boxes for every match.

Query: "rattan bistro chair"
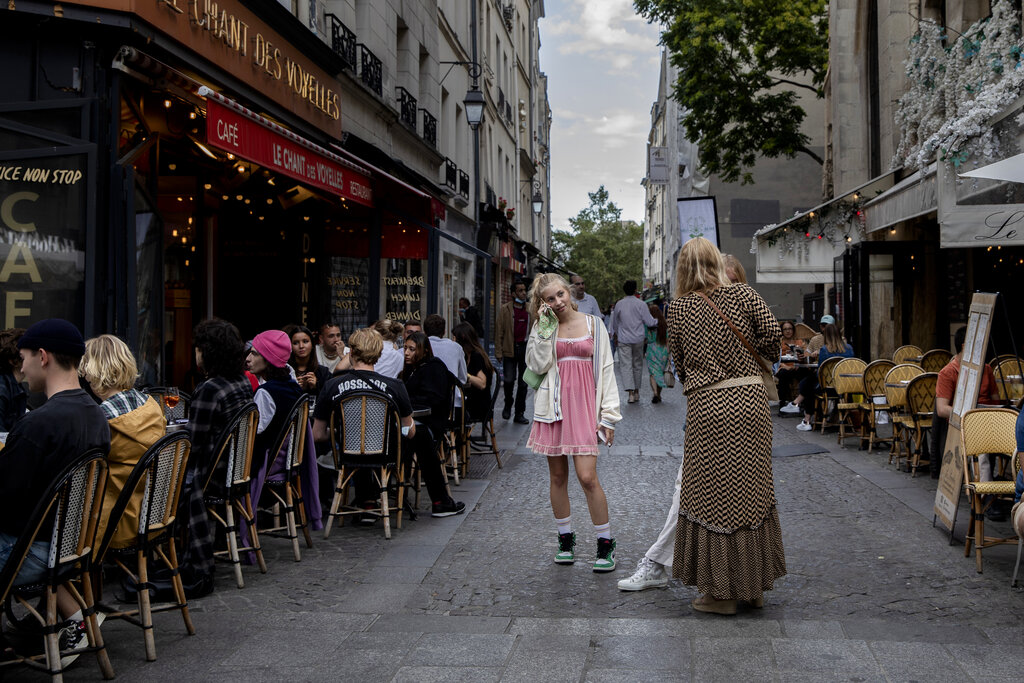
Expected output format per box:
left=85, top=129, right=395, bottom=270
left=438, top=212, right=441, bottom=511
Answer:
left=0, top=450, right=113, bottom=682
left=960, top=408, right=1020, bottom=574
left=466, top=372, right=503, bottom=471
left=441, top=384, right=463, bottom=486
left=323, top=389, right=405, bottom=540
left=883, top=364, right=924, bottom=468
left=95, top=431, right=194, bottom=661
left=812, top=357, right=842, bottom=433
left=859, top=359, right=895, bottom=451
left=902, top=373, right=937, bottom=477
left=833, top=358, right=866, bottom=447
left=920, top=349, right=953, bottom=373
left=203, top=403, right=264, bottom=589
left=893, top=345, right=924, bottom=365
left=1011, top=451, right=1024, bottom=588
left=259, top=394, right=314, bottom=562
left=994, top=357, right=1024, bottom=403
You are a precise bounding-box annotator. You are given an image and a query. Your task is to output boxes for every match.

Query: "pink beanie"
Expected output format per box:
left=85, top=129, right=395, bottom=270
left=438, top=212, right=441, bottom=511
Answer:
left=252, top=330, right=292, bottom=368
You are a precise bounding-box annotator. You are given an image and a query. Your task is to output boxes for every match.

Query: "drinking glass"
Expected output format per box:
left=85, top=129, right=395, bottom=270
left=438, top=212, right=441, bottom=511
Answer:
left=163, top=387, right=180, bottom=422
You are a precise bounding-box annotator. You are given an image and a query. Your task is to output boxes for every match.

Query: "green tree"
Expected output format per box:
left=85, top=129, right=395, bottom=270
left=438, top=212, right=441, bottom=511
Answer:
left=552, top=186, right=644, bottom=311
left=634, top=0, right=828, bottom=184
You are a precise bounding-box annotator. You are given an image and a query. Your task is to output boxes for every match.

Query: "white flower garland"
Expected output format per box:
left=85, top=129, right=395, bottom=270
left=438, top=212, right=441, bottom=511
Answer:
left=892, top=0, right=1024, bottom=172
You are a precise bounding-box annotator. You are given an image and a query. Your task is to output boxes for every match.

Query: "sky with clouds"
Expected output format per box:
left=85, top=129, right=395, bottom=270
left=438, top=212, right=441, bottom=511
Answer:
left=539, top=0, right=664, bottom=232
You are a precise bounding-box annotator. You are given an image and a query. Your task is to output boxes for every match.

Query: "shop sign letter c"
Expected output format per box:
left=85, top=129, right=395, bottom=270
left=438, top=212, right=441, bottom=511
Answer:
left=1, top=191, right=39, bottom=233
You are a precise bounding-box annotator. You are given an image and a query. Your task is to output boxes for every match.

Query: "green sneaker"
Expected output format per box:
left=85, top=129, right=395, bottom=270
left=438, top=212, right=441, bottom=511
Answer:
left=554, top=532, right=576, bottom=564
left=593, top=537, right=616, bottom=572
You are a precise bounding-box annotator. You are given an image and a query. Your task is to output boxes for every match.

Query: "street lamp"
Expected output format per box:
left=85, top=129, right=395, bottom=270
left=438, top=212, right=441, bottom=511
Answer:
left=532, top=189, right=543, bottom=215
left=464, top=87, right=485, bottom=130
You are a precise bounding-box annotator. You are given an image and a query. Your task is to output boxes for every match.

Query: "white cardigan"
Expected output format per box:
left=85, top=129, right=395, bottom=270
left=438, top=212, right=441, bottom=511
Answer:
left=525, top=314, right=622, bottom=430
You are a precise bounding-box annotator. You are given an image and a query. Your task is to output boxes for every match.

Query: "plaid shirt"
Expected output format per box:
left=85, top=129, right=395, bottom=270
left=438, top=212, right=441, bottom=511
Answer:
left=179, top=374, right=253, bottom=579
left=99, top=388, right=149, bottom=420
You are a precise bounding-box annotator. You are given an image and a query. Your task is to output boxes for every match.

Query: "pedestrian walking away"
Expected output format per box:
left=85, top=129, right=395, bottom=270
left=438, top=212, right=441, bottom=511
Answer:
left=569, top=274, right=604, bottom=318
left=645, top=303, right=670, bottom=404
left=495, top=279, right=532, bottom=424
left=610, top=280, right=657, bottom=404
left=524, top=273, right=621, bottom=572
left=666, top=237, right=786, bottom=615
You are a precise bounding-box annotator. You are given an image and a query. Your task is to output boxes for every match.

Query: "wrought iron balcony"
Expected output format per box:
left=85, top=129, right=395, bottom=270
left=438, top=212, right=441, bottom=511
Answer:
left=498, top=87, right=506, bottom=112
left=358, top=44, right=382, bottom=96
left=396, top=87, right=417, bottom=129
left=422, top=109, right=437, bottom=148
left=444, top=158, right=458, bottom=191
left=325, top=14, right=356, bottom=71
left=458, top=170, right=470, bottom=199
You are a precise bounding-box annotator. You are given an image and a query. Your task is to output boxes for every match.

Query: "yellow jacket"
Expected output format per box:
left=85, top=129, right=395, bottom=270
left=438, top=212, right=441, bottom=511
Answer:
left=98, top=397, right=166, bottom=549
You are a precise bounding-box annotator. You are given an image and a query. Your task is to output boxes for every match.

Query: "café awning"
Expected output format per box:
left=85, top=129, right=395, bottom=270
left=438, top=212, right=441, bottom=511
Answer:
left=959, top=152, right=1024, bottom=183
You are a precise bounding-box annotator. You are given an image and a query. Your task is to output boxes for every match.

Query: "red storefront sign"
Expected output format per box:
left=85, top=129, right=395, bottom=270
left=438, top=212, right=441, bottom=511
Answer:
left=205, top=97, right=373, bottom=207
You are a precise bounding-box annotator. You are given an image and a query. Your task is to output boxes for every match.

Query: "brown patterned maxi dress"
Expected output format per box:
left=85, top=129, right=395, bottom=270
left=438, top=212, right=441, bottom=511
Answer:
left=666, top=284, right=786, bottom=601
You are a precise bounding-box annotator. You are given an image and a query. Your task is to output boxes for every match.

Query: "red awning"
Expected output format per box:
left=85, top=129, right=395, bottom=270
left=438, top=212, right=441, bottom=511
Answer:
left=330, top=143, right=442, bottom=225
left=200, top=87, right=373, bottom=207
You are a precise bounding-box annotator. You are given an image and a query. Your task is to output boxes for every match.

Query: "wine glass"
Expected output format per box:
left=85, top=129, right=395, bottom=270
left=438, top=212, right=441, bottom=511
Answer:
left=163, top=388, right=180, bottom=422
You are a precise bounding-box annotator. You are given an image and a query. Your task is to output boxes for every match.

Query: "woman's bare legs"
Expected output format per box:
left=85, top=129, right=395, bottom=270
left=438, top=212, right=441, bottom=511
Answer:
left=547, top=456, right=571, bottom=519
left=572, top=455, right=608, bottom=525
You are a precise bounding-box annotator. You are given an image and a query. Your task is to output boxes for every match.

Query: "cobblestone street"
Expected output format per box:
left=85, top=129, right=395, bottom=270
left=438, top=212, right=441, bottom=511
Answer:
left=16, top=380, right=1024, bottom=682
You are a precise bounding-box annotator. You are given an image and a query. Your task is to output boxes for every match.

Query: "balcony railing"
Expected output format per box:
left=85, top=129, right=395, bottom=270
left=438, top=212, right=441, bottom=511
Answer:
left=358, top=44, right=382, bottom=96
left=498, top=87, right=506, bottom=113
left=444, top=158, right=458, bottom=191
left=458, top=170, right=470, bottom=199
left=325, top=14, right=356, bottom=70
left=505, top=101, right=513, bottom=124
left=396, top=87, right=417, bottom=129
left=422, top=109, right=437, bottom=148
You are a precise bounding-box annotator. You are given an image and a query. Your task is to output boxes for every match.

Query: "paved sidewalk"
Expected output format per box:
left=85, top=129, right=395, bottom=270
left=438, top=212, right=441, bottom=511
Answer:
left=11, top=380, right=1024, bottom=682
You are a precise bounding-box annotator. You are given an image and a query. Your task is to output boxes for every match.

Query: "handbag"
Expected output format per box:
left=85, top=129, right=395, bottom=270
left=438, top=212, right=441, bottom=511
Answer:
left=664, top=370, right=676, bottom=388
left=523, top=367, right=546, bottom=390
left=696, top=292, right=780, bottom=402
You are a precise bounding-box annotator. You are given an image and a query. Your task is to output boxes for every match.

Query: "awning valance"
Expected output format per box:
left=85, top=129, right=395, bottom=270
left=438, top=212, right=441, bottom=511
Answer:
left=864, top=162, right=937, bottom=233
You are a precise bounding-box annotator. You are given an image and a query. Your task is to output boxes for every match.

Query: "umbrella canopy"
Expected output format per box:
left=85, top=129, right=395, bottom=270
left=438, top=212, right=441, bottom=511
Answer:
left=958, top=152, right=1024, bottom=183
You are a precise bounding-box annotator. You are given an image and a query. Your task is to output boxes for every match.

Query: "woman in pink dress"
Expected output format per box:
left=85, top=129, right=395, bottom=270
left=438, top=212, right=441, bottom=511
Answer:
left=525, top=273, right=621, bottom=571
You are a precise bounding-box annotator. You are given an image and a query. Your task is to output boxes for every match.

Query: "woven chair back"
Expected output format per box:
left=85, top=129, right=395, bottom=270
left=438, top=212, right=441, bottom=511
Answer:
left=202, top=402, right=259, bottom=494
left=920, top=349, right=953, bottom=373
left=143, top=387, right=191, bottom=422
left=269, top=394, right=312, bottom=474
left=329, top=389, right=402, bottom=468
left=137, top=432, right=192, bottom=537
left=883, top=364, right=924, bottom=408
left=448, top=383, right=464, bottom=431
left=960, top=408, right=1018, bottom=458
left=863, top=359, right=895, bottom=397
left=833, top=358, right=866, bottom=395
left=994, top=357, right=1024, bottom=401
left=991, top=354, right=1019, bottom=368
left=905, top=373, right=937, bottom=417
left=794, top=323, right=816, bottom=341
left=817, top=356, right=842, bottom=389
left=893, top=345, right=923, bottom=364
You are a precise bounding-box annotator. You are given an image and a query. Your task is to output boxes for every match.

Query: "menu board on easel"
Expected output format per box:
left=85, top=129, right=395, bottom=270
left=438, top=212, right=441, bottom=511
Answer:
left=933, top=292, right=998, bottom=532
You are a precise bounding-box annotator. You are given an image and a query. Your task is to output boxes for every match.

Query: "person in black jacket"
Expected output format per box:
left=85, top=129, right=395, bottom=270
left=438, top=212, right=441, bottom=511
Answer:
left=401, top=332, right=465, bottom=517
left=287, top=325, right=332, bottom=396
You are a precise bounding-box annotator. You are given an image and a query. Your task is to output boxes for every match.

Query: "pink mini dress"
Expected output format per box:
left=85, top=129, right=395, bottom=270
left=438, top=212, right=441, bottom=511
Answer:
left=527, top=318, right=599, bottom=457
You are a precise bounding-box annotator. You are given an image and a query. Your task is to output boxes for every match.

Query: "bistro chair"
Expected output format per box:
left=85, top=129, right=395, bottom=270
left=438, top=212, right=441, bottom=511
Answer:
left=993, top=357, right=1024, bottom=403
left=812, top=356, right=842, bottom=433
left=95, top=431, right=194, bottom=661
left=960, top=408, right=1020, bottom=574
left=441, top=384, right=463, bottom=486
left=794, top=322, right=816, bottom=342
left=466, top=373, right=503, bottom=472
left=259, top=394, right=314, bottom=562
left=203, top=403, right=264, bottom=589
left=883, top=364, right=924, bottom=468
left=143, top=387, right=192, bottom=423
left=892, top=345, right=924, bottom=365
left=990, top=353, right=1019, bottom=368
left=323, top=389, right=404, bottom=540
left=920, top=348, right=953, bottom=373
left=0, top=450, right=114, bottom=682
left=901, top=373, right=937, bottom=477
left=832, top=357, right=866, bottom=447
left=859, top=359, right=895, bottom=452
left=1011, top=451, right=1023, bottom=588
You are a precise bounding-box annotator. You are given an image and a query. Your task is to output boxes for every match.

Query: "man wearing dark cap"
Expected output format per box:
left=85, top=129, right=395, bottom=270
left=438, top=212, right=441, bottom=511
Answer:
left=0, top=318, right=110, bottom=655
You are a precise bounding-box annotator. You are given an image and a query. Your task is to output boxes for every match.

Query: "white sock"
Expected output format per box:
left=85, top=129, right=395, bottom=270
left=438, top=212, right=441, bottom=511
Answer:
left=555, top=516, right=572, bottom=535
left=68, top=609, right=83, bottom=623
left=594, top=522, right=611, bottom=540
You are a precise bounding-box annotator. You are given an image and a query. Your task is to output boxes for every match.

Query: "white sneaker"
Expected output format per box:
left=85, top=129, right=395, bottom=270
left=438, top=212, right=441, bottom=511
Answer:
left=617, top=557, right=668, bottom=591
left=795, top=421, right=813, bottom=432
left=780, top=403, right=802, bottom=414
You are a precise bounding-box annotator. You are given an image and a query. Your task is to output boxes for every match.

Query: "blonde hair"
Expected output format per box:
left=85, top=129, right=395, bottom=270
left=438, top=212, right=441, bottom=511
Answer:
left=372, top=319, right=404, bottom=342
left=527, top=273, right=578, bottom=320
left=822, top=323, right=847, bottom=354
left=674, top=237, right=731, bottom=297
left=348, top=328, right=384, bottom=365
left=80, top=334, right=138, bottom=395
left=722, top=254, right=748, bottom=284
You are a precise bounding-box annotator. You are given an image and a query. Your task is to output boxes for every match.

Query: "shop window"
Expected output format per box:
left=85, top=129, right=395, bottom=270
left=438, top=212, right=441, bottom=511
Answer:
left=382, top=223, right=428, bottom=324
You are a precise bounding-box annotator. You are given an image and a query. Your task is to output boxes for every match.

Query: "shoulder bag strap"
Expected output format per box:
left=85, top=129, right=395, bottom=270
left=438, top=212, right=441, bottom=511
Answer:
left=695, top=291, right=772, bottom=375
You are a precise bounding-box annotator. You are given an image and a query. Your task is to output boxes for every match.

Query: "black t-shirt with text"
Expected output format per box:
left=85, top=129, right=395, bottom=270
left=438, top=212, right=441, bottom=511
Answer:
left=313, top=370, right=413, bottom=424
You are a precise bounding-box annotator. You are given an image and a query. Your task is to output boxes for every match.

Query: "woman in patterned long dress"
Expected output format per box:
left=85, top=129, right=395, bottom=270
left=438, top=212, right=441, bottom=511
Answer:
left=525, top=273, right=622, bottom=572
left=666, top=237, right=786, bottom=615
left=645, top=303, right=670, bottom=403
